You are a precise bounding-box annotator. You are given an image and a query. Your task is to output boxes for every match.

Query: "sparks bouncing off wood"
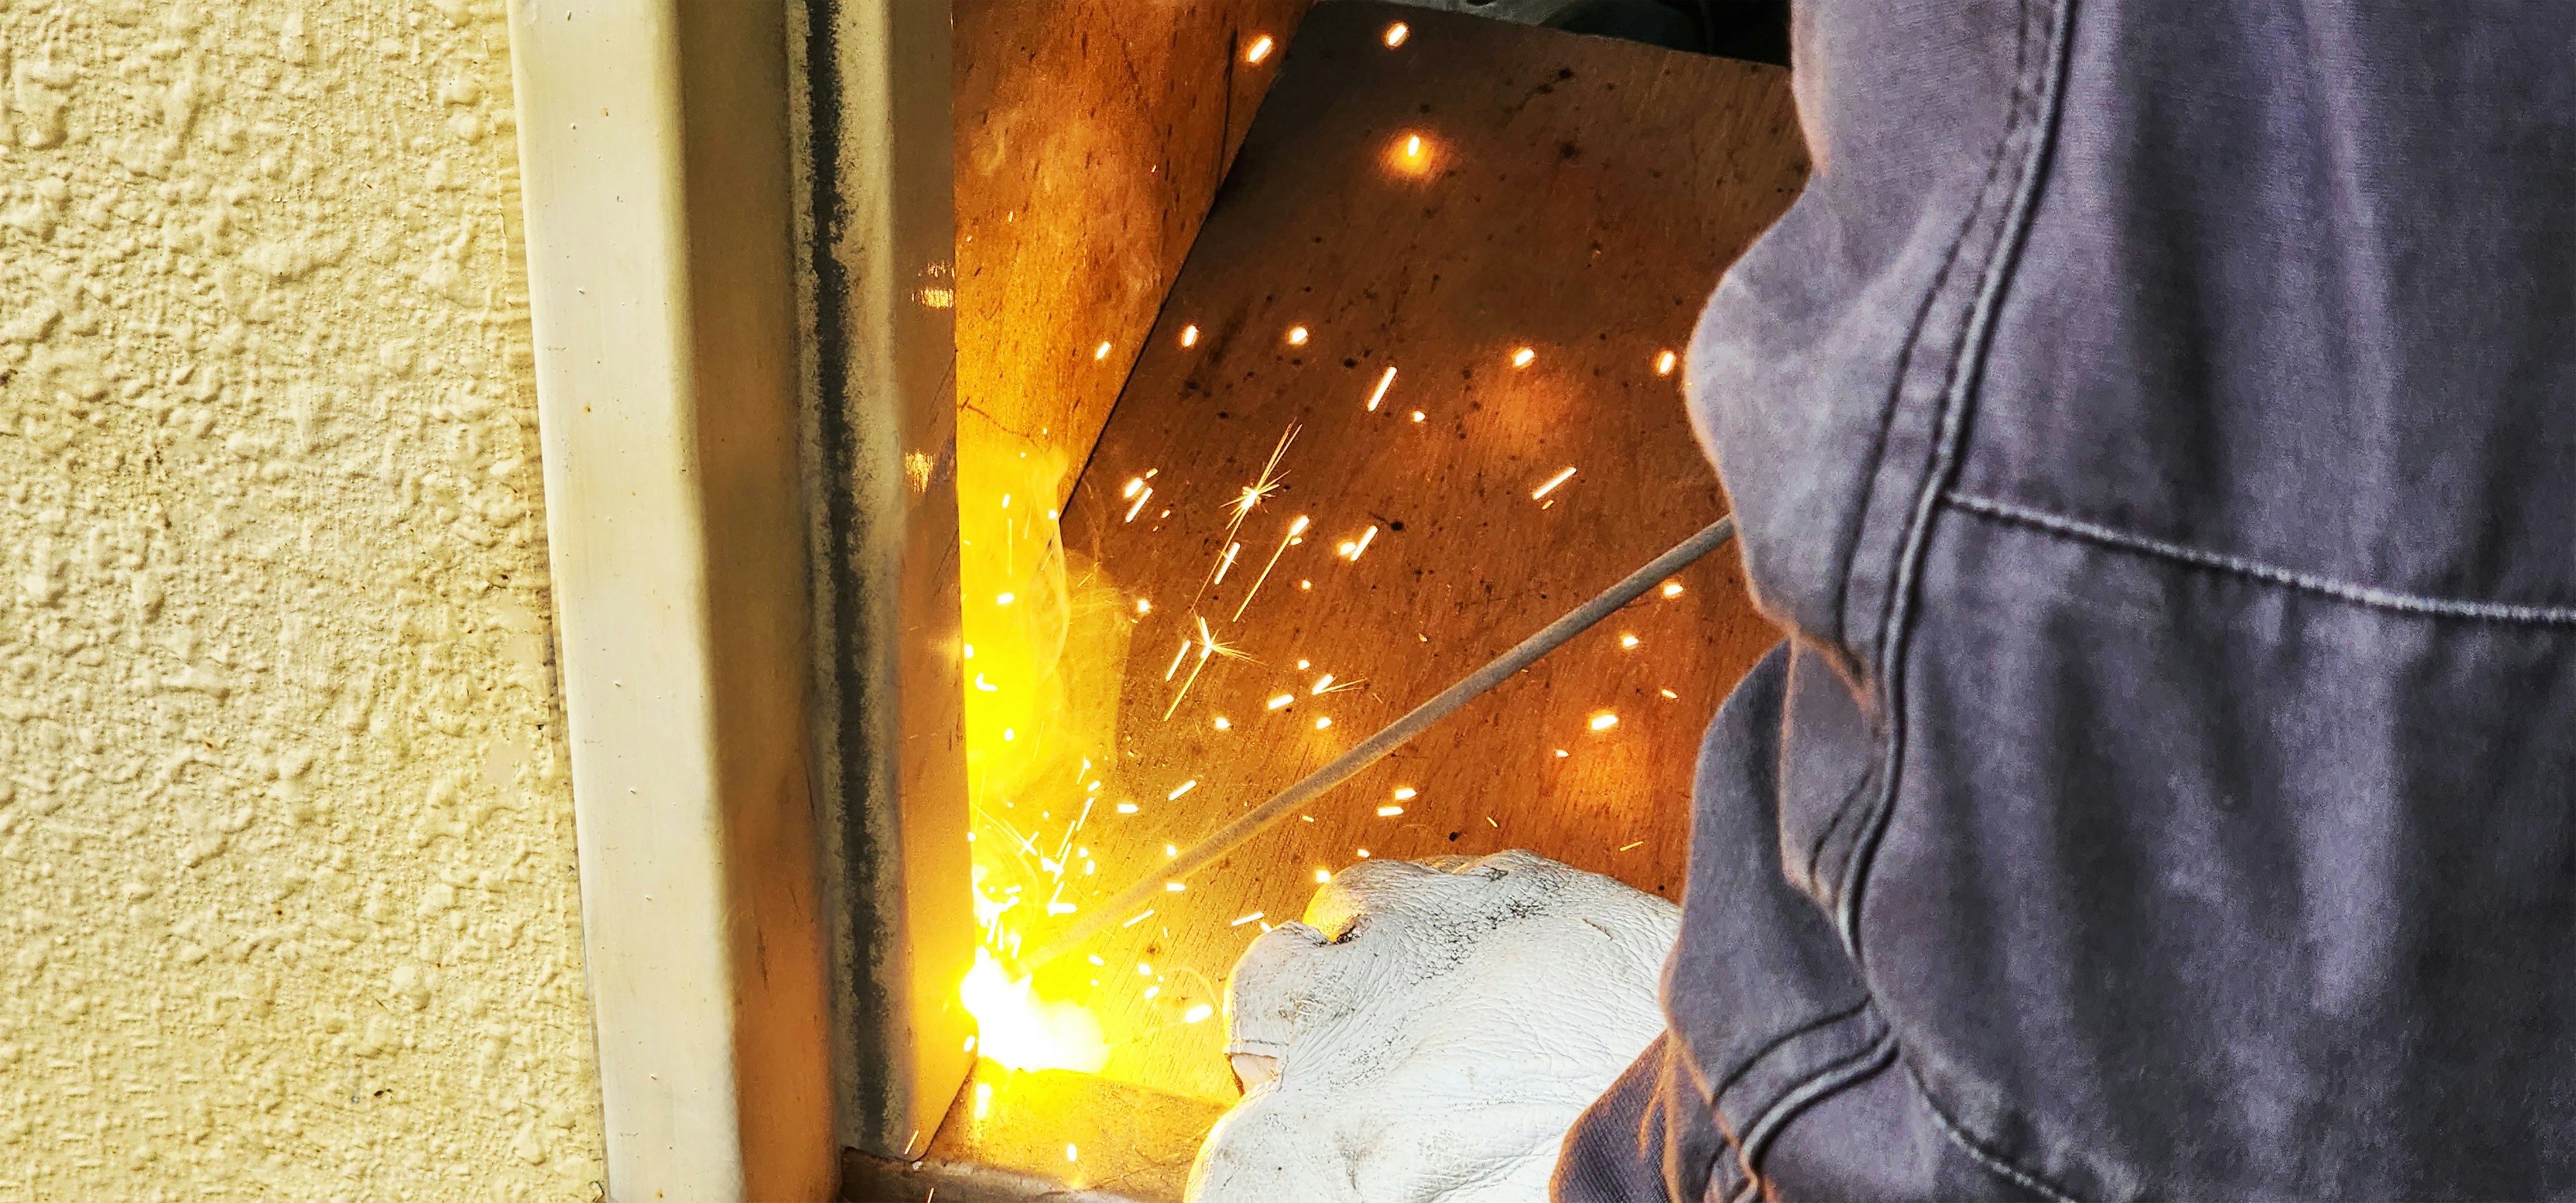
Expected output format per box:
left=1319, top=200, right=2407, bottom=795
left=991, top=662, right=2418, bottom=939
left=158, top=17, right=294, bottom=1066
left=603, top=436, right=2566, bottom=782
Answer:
left=1018, top=516, right=1735, bottom=971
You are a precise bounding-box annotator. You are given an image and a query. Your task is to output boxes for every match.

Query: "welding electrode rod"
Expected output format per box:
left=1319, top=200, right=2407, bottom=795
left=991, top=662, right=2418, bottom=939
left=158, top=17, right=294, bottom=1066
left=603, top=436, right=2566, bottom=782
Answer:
left=1020, top=515, right=1738, bottom=971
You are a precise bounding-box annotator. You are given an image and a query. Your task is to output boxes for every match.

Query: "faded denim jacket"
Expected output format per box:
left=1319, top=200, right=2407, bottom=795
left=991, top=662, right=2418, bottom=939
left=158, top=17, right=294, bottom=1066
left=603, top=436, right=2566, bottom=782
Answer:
left=1558, top=1, right=2576, bottom=1199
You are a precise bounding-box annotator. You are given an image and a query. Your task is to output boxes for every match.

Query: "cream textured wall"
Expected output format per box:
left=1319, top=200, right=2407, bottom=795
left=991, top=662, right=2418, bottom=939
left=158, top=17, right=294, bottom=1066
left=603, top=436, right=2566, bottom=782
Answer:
left=0, top=2, right=604, bottom=1198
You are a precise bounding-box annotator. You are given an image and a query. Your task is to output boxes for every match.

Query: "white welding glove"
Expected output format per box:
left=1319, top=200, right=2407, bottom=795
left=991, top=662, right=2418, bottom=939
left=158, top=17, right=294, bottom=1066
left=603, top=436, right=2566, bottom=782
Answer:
left=1186, top=850, right=1680, bottom=1203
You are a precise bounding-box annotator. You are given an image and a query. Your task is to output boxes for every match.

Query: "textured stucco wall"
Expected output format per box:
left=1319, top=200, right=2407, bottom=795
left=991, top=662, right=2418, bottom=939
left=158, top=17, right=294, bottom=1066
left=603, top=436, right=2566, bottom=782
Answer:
left=0, top=2, right=603, bottom=1198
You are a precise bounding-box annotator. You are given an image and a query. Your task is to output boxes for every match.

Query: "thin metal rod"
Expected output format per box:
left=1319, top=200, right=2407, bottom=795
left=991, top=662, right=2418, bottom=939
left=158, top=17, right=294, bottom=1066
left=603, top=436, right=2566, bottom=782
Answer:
left=1020, top=516, right=1737, bottom=970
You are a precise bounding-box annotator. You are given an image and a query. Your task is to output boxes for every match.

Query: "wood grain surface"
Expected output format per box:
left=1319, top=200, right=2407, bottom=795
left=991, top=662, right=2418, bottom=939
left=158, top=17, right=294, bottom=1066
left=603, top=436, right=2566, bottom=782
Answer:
left=955, top=0, right=1316, bottom=500
left=1011, top=3, right=1809, bottom=1102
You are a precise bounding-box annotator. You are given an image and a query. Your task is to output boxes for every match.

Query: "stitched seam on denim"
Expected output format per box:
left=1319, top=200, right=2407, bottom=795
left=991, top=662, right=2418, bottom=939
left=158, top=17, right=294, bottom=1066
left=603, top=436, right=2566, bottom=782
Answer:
left=1838, top=0, right=2088, bottom=1194
left=1703, top=1021, right=1886, bottom=1203
left=1803, top=0, right=2039, bottom=906
left=1901, top=1059, right=2087, bottom=1203
left=1947, top=490, right=2576, bottom=625
left=1732, top=1031, right=1900, bottom=1196
left=1704, top=995, right=1875, bottom=1107
left=1839, top=0, right=2074, bottom=955
left=1826, top=0, right=2040, bottom=667
left=1798, top=747, right=1876, bottom=900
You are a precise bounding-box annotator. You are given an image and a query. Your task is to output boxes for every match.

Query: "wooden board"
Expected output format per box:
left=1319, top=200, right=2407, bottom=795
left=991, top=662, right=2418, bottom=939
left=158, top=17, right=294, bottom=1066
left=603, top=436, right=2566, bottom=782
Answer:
left=1022, top=3, right=1808, bottom=1102
left=954, top=0, right=1316, bottom=501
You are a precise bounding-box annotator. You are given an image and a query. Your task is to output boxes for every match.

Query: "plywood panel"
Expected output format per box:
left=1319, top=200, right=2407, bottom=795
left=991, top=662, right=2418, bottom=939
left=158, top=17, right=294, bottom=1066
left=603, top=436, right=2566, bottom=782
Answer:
left=954, top=0, right=1316, bottom=501
left=1008, top=5, right=1809, bottom=1102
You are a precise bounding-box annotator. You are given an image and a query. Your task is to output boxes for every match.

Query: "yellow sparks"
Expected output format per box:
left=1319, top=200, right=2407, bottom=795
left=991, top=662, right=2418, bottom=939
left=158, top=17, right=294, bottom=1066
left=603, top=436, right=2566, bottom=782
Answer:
left=1135, top=597, right=1152, bottom=614
left=1393, top=786, right=1417, bottom=800
left=1213, top=715, right=1232, bottom=731
left=1662, top=580, right=1686, bottom=598
left=1124, top=486, right=1154, bottom=523
left=1234, top=515, right=1310, bottom=621
left=975, top=1082, right=994, bottom=1119
left=1184, top=1004, right=1216, bottom=1024
left=1115, top=802, right=1138, bottom=814
left=1340, top=525, right=1379, bottom=560
left=1660, top=688, right=1679, bottom=698
left=1410, top=410, right=1427, bottom=423
left=1123, top=909, right=1155, bottom=928
left=1555, top=749, right=1570, bottom=758
left=1384, top=21, right=1409, bottom=46
left=1181, top=323, right=1200, bottom=347
left=1228, top=426, right=1299, bottom=528
left=1163, top=639, right=1192, bottom=681
left=1168, top=780, right=1199, bottom=800
left=1314, top=717, right=1333, bottom=729
left=1532, top=467, right=1577, bottom=500
left=1094, top=341, right=1112, bottom=360
left=996, top=591, right=1016, bottom=605
left=1200, top=425, right=1300, bottom=607
left=1230, top=911, right=1266, bottom=927
left=1406, top=134, right=1423, bottom=157
left=1297, top=659, right=1312, bottom=670
left=1165, top=881, right=1186, bottom=892
left=963, top=643, right=975, bottom=659
left=1267, top=693, right=1296, bottom=711
left=1316, top=868, right=1332, bottom=883
left=1143, top=986, right=1161, bottom=1000
left=1299, top=579, right=1313, bottom=590
left=1287, top=325, right=1310, bottom=346
left=1619, top=840, right=1644, bottom=851
left=1002, top=728, right=1015, bottom=741
left=1246, top=34, right=1275, bottom=63
left=1620, top=633, right=1640, bottom=649
left=973, top=673, right=1000, bottom=692
left=1590, top=712, right=1619, bottom=731
left=1377, top=804, right=1403, bottom=817
left=1511, top=346, right=1536, bottom=368
left=1656, top=349, right=1679, bottom=376
left=1165, top=843, right=1179, bottom=857
left=1366, top=365, right=1398, bottom=411
left=1122, top=477, right=1146, bottom=499
left=1067, top=1144, right=1080, bottom=1163
left=1311, top=674, right=1336, bottom=694
left=1164, top=617, right=1248, bottom=720
left=1356, top=848, right=1371, bottom=858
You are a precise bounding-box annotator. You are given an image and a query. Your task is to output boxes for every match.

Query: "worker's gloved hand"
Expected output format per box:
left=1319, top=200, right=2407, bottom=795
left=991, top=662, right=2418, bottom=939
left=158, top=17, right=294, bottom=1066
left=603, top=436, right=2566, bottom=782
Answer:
left=1186, top=850, right=1679, bottom=1203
